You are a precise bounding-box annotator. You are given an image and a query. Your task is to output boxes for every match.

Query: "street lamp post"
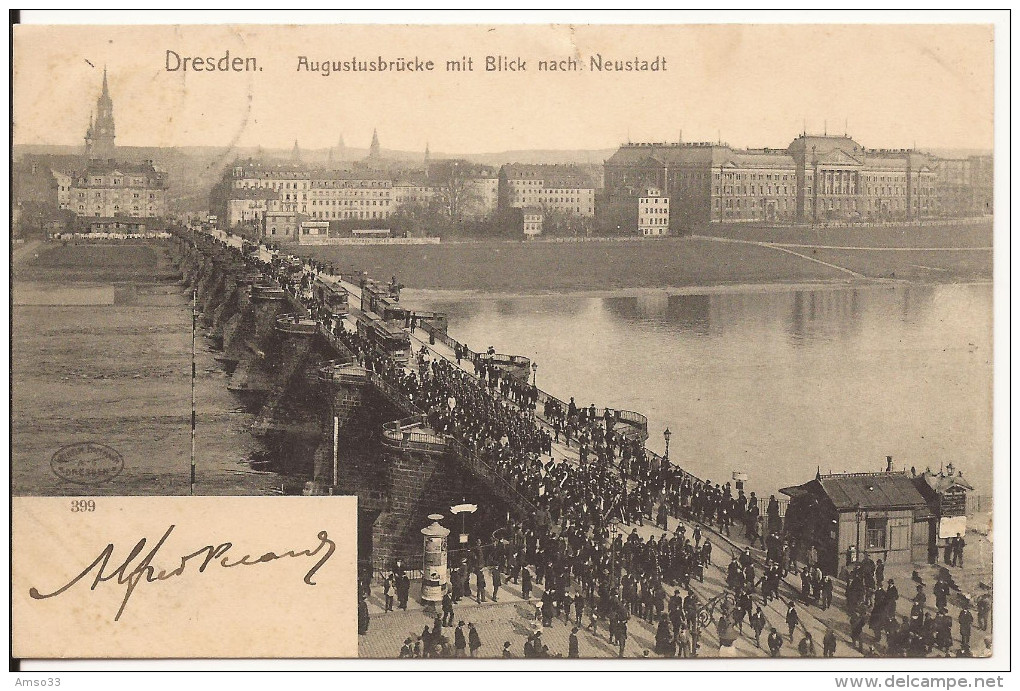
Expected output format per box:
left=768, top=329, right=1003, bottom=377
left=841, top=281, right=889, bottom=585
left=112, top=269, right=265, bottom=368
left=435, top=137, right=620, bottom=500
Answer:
left=663, top=427, right=672, bottom=462
left=531, top=361, right=538, bottom=387
left=855, top=503, right=866, bottom=561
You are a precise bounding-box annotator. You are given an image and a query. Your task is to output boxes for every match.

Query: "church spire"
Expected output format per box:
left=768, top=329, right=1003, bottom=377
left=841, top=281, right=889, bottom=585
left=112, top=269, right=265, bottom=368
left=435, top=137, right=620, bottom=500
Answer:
left=424, top=141, right=430, bottom=177
left=85, top=67, right=115, bottom=159
left=291, top=139, right=301, bottom=163
left=368, top=128, right=380, bottom=159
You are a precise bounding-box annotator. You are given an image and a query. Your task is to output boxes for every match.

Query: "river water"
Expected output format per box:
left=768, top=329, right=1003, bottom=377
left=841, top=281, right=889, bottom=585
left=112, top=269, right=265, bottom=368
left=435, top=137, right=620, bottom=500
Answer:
left=403, top=283, right=993, bottom=498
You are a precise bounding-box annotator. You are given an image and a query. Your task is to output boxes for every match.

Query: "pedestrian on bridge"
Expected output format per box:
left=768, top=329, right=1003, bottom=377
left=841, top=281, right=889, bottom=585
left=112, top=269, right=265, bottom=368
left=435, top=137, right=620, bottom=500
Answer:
left=442, top=590, right=455, bottom=627
left=492, top=567, right=502, bottom=602
left=786, top=603, right=800, bottom=641
left=468, top=623, right=483, bottom=657
left=767, top=628, right=783, bottom=657
left=476, top=567, right=488, bottom=603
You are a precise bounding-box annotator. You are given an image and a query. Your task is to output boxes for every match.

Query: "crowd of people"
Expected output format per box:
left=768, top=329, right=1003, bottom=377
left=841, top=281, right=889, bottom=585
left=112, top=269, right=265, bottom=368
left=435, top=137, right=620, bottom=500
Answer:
left=181, top=234, right=991, bottom=660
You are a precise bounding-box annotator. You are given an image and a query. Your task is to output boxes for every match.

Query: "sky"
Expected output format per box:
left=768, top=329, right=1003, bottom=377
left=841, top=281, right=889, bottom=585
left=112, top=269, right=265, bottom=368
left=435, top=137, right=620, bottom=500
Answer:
left=13, top=23, right=995, bottom=154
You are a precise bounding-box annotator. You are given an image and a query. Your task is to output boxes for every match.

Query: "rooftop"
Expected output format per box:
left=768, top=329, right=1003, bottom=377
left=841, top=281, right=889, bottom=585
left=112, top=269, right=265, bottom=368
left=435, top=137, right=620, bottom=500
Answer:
left=781, top=470, right=929, bottom=512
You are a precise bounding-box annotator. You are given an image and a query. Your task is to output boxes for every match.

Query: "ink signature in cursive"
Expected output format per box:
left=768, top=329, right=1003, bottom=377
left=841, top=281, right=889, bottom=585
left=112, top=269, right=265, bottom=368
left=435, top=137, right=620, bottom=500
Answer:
left=28, top=525, right=336, bottom=621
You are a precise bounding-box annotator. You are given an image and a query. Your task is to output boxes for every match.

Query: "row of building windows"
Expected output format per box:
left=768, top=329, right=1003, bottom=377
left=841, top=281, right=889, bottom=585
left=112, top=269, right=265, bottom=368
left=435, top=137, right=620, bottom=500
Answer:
left=310, top=199, right=389, bottom=207
left=309, top=210, right=388, bottom=220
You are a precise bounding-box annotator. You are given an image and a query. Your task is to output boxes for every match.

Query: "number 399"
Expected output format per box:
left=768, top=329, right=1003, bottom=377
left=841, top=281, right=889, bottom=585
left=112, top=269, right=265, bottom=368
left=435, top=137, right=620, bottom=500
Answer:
left=71, top=499, right=96, bottom=512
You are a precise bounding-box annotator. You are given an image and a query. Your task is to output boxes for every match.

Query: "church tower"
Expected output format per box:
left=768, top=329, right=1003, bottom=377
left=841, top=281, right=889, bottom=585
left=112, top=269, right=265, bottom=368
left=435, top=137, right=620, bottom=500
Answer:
left=84, top=66, right=116, bottom=160
left=424, top=141, right=431, bottom=177
left=368, top=128, right=380, bottom=159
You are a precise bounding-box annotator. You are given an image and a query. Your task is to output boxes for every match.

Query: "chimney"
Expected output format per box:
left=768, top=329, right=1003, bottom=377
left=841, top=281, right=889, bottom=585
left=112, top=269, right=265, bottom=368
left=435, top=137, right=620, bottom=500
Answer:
left=886, top=456, right=893, bottom=472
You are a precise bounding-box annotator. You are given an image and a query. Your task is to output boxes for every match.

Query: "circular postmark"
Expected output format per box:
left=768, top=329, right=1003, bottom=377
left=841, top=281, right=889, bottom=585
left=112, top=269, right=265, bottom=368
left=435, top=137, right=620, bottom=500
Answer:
left=51, top=442, right=124, bottom=485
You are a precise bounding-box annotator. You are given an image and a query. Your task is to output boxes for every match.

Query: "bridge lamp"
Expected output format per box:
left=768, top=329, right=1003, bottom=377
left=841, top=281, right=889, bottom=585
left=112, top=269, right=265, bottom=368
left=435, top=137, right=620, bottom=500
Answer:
left=663, top=427, right=672, bottom=461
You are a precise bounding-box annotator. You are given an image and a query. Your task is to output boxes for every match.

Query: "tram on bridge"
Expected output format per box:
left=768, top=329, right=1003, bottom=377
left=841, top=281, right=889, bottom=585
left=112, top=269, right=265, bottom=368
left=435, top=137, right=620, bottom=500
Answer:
left=356, top=311, right=411, bottom=365
left=312, top=278, right=349, bottom=319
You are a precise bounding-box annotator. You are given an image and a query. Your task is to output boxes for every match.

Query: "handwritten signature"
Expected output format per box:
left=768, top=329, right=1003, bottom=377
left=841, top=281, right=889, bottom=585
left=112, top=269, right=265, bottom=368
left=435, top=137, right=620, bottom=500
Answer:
left=28, top=525, right=336, bottom=621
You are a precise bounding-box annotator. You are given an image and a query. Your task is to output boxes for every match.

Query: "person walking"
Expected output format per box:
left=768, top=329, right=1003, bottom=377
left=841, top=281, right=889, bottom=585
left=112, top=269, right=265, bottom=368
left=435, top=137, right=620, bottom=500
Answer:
left=468, top=623, right=483, bottom=658
left=798, top=632, right=816, bottom=657
left=768, top=628, right=784, bottom=657
left=358, top=597, right=370, bottom=635
left=454, top=621, right=467, bottom=658
left=786, top=603, right=800, bottom=642
left=397, top=572, right=410, bottom=610
left=568, top=627, right=580, bottom=658
left=823, top=627, right=837, bottom=658
left=750, top=606, right=767, bottom=648
left=476, top=567, right=488, bottom=604
left=442, top=589, right=455, bottom=627
left=491, top=567, right=502, bottom=603
left=383, top=573, right=394, bottom=612
left=617, top=618, right=628, bottom=658
left=959, top=607, right=974, bottom=651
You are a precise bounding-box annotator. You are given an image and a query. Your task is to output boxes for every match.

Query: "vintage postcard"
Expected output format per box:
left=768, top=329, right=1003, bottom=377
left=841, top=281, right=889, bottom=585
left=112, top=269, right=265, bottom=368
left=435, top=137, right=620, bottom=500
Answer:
left=10, top=16, right=1003, bottom=670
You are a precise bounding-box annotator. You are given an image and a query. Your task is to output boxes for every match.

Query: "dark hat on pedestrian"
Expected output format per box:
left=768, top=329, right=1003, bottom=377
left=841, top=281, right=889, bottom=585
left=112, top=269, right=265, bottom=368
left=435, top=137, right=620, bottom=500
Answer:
left=572, top=627, right=578, bottom=633
left=458, top=620, right=465, bottom=626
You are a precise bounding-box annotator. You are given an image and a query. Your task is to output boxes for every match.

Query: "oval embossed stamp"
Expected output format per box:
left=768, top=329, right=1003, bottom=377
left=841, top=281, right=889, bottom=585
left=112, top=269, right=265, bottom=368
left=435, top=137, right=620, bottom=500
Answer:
left=51, top=442, right=124, bottom=485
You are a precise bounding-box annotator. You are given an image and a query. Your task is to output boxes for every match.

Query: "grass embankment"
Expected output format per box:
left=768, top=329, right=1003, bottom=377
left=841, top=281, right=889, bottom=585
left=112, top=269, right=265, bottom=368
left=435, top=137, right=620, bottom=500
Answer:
left=13, top=242, right=176, bottom=284
left=294, top=224, right=993, bottom=292
left=295, top=238, right=848, bottom=292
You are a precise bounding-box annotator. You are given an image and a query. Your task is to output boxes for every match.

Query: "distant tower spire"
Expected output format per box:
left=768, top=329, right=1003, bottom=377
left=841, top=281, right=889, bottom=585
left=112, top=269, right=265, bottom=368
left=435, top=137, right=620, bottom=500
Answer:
left=291, top=140, right=301, bottom=163
left=424, top=141, right=431, bottom=177
left=84, top=65, right=115, bottom=159
left=369, top=128, right=380, bottom=159
left=337, top=134, right=346, bottom=161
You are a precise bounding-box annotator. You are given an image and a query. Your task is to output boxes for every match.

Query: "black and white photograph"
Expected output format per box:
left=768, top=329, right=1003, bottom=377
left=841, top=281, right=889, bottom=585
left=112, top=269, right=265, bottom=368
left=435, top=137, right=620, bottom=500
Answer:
left=9, top=12, right=1008, bottom=675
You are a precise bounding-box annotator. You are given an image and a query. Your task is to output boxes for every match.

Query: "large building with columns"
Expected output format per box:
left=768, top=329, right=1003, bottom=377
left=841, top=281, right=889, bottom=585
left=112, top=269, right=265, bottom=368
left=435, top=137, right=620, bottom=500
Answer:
left=603, top=134, right=942, bottom=229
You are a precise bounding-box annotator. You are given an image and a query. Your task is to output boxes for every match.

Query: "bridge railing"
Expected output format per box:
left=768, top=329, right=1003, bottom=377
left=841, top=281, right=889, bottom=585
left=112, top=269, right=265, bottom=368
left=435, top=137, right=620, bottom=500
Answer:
left=381, top=415, right=448, bottom=450
left=444, top=437, right=539, bottom=517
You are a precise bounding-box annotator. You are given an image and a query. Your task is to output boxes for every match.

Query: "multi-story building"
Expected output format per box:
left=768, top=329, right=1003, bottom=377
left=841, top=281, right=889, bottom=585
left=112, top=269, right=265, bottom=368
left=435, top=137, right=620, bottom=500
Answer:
left=637, top=188, right=670, bottom=236
left=66, top=159, right=168, bottom=219
left=392, top=172, right=439, bottom=210
left=522, top=206, right=544, bottom=237
left=226, top=187, right=279, bottom=228
left=226, top=162, right=396, bottom=237
left=498, top=164, right=596, bottom=218
left=604, top=134, right=946, bottom=228
left=933, top=155, right=993, bottom=217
